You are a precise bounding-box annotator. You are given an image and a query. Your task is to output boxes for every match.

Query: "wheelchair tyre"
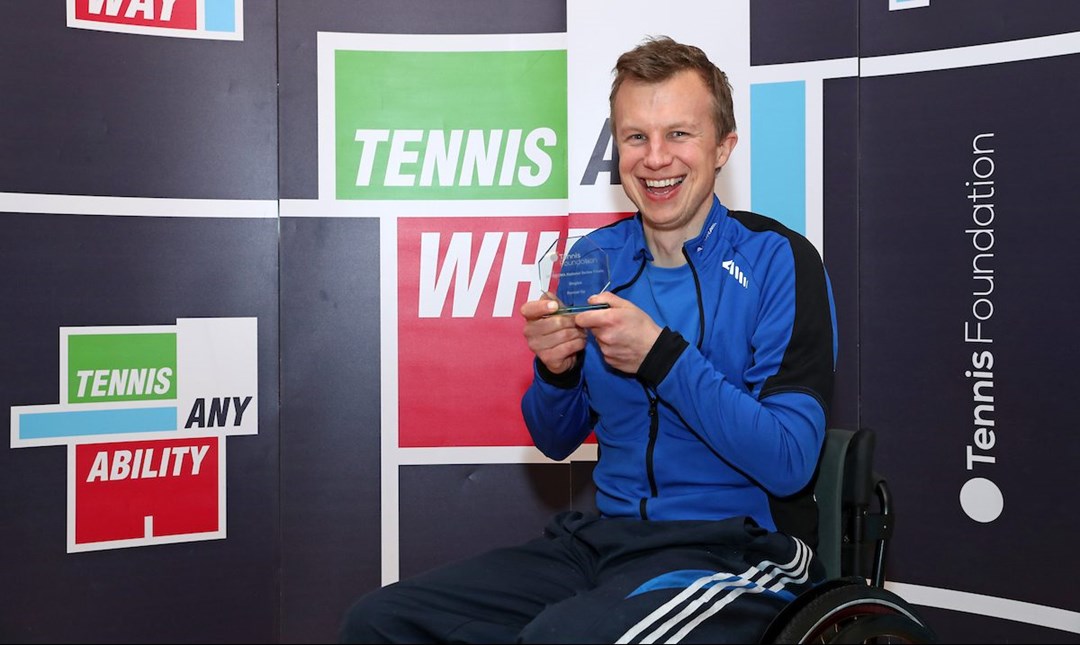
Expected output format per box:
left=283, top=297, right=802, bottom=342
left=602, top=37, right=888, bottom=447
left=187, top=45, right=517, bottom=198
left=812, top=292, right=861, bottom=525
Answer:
left=766, top=581, right=937, bottom=644
left=827, top=612, right=938, bottom=643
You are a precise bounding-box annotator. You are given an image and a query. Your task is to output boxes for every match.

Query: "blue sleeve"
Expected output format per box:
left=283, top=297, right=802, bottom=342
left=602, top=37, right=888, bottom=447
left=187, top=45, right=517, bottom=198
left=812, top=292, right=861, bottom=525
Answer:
left=644, top=237, right=835, bottom=496
left=658, top=364, right=826, bottom=496
left=520, top=359, right=595, bottom=461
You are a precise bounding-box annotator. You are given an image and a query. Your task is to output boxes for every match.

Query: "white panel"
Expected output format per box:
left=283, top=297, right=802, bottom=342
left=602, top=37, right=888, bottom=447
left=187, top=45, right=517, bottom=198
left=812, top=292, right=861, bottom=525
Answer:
left=176, top=317, right=259, bottom=436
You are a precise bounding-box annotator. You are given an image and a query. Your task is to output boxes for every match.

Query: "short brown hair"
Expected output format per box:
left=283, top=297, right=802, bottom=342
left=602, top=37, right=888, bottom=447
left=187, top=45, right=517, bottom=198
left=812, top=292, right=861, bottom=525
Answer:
left=609, top=35, right=736, bottom=139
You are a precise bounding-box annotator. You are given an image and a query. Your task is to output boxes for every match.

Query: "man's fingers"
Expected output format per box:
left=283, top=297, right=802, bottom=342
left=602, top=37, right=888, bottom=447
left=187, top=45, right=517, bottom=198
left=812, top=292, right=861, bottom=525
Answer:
left=521, top=297, right=560, bottom=320
left=536, top=324, right=586, bottom=350
left=588, top=291, right=625, bottom=308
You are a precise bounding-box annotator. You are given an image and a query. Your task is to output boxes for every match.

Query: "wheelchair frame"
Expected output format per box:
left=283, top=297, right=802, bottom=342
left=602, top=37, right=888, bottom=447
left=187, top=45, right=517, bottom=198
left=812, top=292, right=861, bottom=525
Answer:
left=760, top=428, right=939, bottom=644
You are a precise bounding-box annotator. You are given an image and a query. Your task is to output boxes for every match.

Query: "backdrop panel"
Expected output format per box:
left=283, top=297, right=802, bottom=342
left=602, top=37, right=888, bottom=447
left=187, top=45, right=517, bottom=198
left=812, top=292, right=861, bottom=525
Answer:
left=276, top=0, right=568, bottom=200
left=278, top=216, right=382, bottom=644
left=5, top=1, right=1080, bottom=642
left=398, top=463, right=575, bottom=580
left=0, top=213, right=280, bottom=643
left=861, top=0, right=1080, bottom=57
left=277, top=2, right=570, bottom=641
left=0, top=2, right=278, bottom=200
left=821, top=76, right=860, bottom=431
left=860, top=49, right=1080, bottom=643
left=750, top=0, right=858, bottom=65
left=915, top=607, right=1079, bottom=645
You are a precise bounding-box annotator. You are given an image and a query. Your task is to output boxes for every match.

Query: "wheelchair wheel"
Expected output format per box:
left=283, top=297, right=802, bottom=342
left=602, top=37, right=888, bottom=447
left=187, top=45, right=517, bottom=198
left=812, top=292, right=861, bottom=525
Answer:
left=827, top=612, right=938, bottom=643
left=762, top=579, right=938, bottom=644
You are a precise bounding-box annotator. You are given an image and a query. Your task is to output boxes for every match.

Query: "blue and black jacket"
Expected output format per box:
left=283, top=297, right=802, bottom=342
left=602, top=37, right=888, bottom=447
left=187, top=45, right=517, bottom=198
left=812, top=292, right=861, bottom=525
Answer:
left=521, top=196, right=838, bottom=537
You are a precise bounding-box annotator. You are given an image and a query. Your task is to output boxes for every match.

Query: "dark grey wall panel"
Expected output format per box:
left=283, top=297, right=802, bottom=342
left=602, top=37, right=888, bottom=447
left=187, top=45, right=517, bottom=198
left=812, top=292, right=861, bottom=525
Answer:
left=395, top=460, right=597, bottom=583
left=571, top=460, right=599, bottom=515
left=750, top=0, right=858, bottom=65
left=0, top=213, right=280, bottom=643
left=0, top=3, right=277, bottom=199
left=398, top=463, right=574, bottom=580
left=917, top=606, right=1080, bottom=644
left=822, top=76, right=860, bottom=430
left=277, top=0, right=567, bottom=199
left=860, top=53, right=1080, bottom=619
left=279, top=217, right=383, bottom=643
left=861, top=0, right=1080, bottom=57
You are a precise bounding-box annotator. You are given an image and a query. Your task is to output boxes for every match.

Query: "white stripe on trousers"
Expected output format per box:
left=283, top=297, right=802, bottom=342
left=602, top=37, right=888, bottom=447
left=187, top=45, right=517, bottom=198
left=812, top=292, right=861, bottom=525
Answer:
left=616, top=538, right=812, bottom=644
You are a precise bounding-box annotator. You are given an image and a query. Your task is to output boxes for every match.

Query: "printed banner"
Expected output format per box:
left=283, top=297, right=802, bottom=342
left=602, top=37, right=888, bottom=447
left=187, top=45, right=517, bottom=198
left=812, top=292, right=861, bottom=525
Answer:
left=10, top=317, right=258, bottom=552
left=396, top=213, right=622, bottom=447
left=322, top=32, right=567, bottom=202
left=67, top=0, right=243, bottom=40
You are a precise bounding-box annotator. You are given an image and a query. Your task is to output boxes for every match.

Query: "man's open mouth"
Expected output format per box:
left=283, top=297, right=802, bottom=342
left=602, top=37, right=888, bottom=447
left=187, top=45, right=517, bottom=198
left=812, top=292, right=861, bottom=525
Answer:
left=644, top=176, right=684, bottom=195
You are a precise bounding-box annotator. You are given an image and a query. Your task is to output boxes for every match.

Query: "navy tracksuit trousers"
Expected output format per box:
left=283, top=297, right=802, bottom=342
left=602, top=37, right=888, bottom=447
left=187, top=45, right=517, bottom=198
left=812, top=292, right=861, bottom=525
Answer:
left=339, top=511, right=824, bottom=644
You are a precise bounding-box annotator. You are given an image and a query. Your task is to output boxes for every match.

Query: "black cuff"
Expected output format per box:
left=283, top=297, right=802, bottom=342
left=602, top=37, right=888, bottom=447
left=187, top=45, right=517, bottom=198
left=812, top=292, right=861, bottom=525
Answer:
left=535, top=352, right=584, bottom=389
left=637, top=327, right=689, bottom=387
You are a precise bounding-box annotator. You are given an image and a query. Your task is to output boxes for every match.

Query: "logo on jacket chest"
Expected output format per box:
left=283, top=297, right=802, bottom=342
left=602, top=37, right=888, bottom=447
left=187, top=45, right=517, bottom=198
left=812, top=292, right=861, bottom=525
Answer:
left=721, top=259, right=749, bottom=288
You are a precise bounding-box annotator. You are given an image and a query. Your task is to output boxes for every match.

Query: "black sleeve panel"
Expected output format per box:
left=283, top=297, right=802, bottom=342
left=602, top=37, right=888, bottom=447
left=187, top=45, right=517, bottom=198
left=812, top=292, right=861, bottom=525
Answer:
left=535, top=353, right=584, bottom=389
left=637, top=327, right=690, bottom=388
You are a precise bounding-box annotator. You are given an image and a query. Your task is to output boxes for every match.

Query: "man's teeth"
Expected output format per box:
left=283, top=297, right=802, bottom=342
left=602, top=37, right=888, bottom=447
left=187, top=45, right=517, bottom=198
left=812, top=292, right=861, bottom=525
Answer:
left=645, top=177, right=684, bottom=188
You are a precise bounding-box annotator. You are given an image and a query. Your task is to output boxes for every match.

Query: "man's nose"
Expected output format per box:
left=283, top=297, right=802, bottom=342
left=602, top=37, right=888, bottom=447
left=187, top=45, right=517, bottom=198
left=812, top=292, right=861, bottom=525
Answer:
left=644, top=139, right=673, bottom=169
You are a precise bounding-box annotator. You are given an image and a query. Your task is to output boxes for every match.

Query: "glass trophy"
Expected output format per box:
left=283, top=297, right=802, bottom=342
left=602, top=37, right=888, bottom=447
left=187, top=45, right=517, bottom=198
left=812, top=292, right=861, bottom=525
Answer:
left=537, top=234, right=611, bottom=315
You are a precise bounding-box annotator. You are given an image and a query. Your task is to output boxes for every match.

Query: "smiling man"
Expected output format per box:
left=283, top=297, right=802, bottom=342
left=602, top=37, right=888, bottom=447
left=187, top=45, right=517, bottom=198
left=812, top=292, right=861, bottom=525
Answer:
left=340, top=36, right=839, bottom=644
left=611, top=63, right=738, bottom=268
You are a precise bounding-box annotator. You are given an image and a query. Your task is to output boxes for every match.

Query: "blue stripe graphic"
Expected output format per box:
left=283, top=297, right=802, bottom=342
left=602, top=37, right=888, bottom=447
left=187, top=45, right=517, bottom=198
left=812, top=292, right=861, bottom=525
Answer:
left=205, top=0, right=235, bottom=32
left=751, top=81, right=806, bottom=235
left=627, top=570, right=741, bottom=598
left=19, top=407, right=178, bottom=440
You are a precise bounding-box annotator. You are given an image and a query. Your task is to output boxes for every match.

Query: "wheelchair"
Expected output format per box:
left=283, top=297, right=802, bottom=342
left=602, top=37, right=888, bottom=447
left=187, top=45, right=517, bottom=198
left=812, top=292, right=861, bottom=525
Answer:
left=760, top=428, right=939, bottom=644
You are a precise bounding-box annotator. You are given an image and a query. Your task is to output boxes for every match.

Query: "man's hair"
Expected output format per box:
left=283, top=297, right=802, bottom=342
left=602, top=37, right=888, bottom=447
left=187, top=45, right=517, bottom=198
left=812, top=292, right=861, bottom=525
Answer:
left=609, top=35, right=736, bottom=139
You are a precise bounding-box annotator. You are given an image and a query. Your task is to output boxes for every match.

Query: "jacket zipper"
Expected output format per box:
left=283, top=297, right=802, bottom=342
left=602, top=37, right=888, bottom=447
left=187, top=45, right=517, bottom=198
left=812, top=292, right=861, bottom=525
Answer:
left=682, top=247, right=706, bottom=349
left=640, top=386, right=660, bottom=519
left=626, top=245, right=705, bottom=520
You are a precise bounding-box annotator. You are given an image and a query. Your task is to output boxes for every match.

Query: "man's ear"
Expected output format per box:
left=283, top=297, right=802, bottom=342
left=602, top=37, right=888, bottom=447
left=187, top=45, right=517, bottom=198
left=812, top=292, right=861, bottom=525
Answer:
left=715, top=131, right=739, bottom=171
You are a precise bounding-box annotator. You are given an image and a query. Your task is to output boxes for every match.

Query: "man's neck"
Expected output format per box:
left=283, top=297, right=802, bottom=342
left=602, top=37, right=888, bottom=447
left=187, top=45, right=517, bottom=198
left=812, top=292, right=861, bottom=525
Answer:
left=641, top=197, right=715, bottom=267
left=645, top=228, right=691, bottom=267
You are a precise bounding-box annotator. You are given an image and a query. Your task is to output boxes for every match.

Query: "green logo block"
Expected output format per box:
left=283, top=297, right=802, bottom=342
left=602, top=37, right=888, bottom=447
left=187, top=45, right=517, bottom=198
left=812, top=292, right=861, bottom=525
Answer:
left=67, top=333, right=177, bottom=403
left=335, top=49, right=568, bottom=200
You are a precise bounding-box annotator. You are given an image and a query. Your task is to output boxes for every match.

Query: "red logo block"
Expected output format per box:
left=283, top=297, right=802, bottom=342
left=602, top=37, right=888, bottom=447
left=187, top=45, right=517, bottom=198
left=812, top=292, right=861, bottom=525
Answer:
left=396, top=213, right=626, bottom=448
left=74, top=0, right=197, bottom=30
left=396, top=216, right=570, bottom=447
left=74, top=436, right=219, bottom=546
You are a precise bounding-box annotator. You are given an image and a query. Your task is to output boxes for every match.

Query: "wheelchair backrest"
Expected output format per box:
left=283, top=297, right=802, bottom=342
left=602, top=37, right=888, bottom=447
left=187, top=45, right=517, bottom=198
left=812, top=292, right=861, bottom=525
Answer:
left=814, top=427, right=890, bottom=584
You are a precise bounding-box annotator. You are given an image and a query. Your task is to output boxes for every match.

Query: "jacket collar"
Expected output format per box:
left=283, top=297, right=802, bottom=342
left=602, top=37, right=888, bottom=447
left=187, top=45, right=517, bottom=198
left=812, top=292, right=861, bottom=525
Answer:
left=627, top=194, right=730, bottom=263
left=684, top=195, right=730, bottom=262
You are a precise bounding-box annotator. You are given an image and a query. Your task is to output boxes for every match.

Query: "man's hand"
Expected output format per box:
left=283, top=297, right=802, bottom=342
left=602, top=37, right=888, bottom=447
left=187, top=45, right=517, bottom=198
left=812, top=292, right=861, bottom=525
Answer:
left=573, top=292, right=662, bottom=374
left=521, top=294, right=588, bottom=375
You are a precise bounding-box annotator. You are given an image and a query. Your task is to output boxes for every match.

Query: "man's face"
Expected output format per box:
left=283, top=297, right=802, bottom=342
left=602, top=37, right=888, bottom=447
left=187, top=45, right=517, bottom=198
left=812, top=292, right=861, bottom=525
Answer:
left=612, top=69, right=736, bottom=236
